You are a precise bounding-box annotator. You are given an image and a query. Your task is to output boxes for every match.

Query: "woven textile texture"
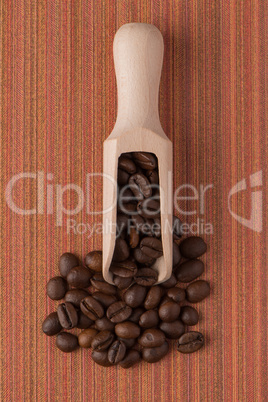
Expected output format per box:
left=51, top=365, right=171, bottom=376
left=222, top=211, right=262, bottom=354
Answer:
left=0, top=0, right=267, bottom=401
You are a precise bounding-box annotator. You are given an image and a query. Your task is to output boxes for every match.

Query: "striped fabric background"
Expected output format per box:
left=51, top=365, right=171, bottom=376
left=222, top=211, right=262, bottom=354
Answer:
left=0, top=0, right=267, bottom=401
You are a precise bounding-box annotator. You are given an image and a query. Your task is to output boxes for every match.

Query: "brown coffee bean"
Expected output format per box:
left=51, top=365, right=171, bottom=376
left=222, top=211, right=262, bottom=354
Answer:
left=110, top=260, right=137, bottom=278
left=128, top=307, right=145, bottom=324
left=119, top=349, right=141, bottom=368
left=134, top=268, right=158, bottom=286
left=173, top=242, right=182, bottom=267
left=144, top=286, right=163, bottom=310
left=115, top=322, right=141, bottom=339
left=179, top=236, right=207, bottom=259
left=137, top=199, right=160, bottom=219
left=133, top=248, right=155, bottom=265
left=160, top=296, right=173, bottom=306
left=67, top=266, right=93, bottom=288
left=138, top=329, right=165, bottom=348
left=46, top=276, right=68, bottom=300
left=107, top=301, right=132, bottom=323
left=59, top=252, right=79, bottom=278
left=57, top=302, right=78, bottom=329
left=139, top=310, right=159, bottom=329
left=92, top=292, right=117, bottom=308
left=56, top=332, right=78, bottom=353
left=118, top=202, right=138, bottom=215
left=117, top=214, right=129, bottom=234
left=64, top=289, right=89, bottom=308
left=161, top=274, right=177, bottom=289
left=42, top=312, right=62, bottom=336
left=108, top=340, right=127, bottom=364
left=158, top=301, right=181, bottom=322
left=91, top=330, right=114, bottom=351
left=167, top=287, right=186, bottom=303
left=90, top=273, right=117, bottom=295
left=180, top=306, right=199, bottom=326
left=186, top=280, right=210, bottom=303
left=132, top=152, right=157, bottom=170
left=78, top=328, right=98, bottom=348
left=85, top=250, right=102, bottom=272
left=118, top=155, right=137, bottom=174
left=177, top=331, right=204, bottom=353
left=142, top=341, right=169, bottom=363
left=140, top=237, right=163, bottom=259
left=112, top=238, right=130, bottom=262
left=145, top=169, right=158, bottom=185
left=159, top=320, right=185, bottom=339
left=129, top=227, right=139, bottom=248
left=80, top=296, right=104, bottom=320
left=113, top=275, right=133, bottom=290
left=117, top=337, right=136, bottom=349
left=77, top=311, right=94, bottom=329
left=124, top=284, right=147, bottom=308
left=95, top=317, right=115, bottom=332
left=175, top=260, right=204, bottom=283
left=129, top=173, right=152, bottom=199
left=91, top=350, right=114, bottom=367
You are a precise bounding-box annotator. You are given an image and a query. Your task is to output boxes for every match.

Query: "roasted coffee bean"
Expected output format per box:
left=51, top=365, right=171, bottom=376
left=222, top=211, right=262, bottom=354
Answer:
left=134, top=268, right=158, bottom=286
left=117, top=169, right=130, bottom=186
left=144, top=286, right=163, bottom=310
left=46, top=276, right=68, bottom=300
left=142, top=341, right=169, bottom=363
left=80, top=296, right=104, bottom=320
left=112, top=238, right=130, bottom=262
left=77, top=311, right=94, bottom=329
left=115, top=322, right=141, bottom=339
left=159, top=320, right=185, bottom=339
left=132, top=152, right=157, bottom=170
left=57, top=302, right=78, bottom=329
left=140, top=237, right=163, bottom=259
left=118, top=155, right=137, bottom=174
left=133, top=248, right=155, bottom=265
left=59, top=252, right=79, bottom=278
left=128, top=307, right=145, bottom=324
left=179, top=236, right=207, bottom=259
left=91, top=350, right=114, bottom=367
left=145, top=169, right=158, bottom=185
left=90, top=273, right=117, bottom=295
left=150, top=218, right=161, bottom=237
left=175, top=260, right=204, bottom=283
left=92, top=292, right=117, bottom=308
left=173, top=216, right=183, bottom=240
left=117, top=214, right=129, bottom=234
left=42, top=312, right=62, bottom=336
left=139, top=310, right=159, bottom=328
left=129, top=227, right=139, bottom=248
left=173, top=242, right=182, bottom=267
left=119, top=349, right=141, bottom=368
left=95, top=317, right=115, bottom=332
left=78, top=328, right=98, bottom=348
left=158, top=301, right=181, bottom=322
left=85, top=250, right=102, bottom=272
left=107, top=301, right=132, bottom=323
left=160, top=296, right=173, bottom=306
left=67, top=266, right=93, bottom=288
left=186, top=280, right=210, bottom=303
left=56, top=332, right=78, bottom=353
left=138, top=329, right=165, bottom=348
left=177, top=331, right=204, bottom=353
left=113, top=275, right=133, bottom=290
left=108, top=340, right=126, bottom=364
left=91, top=330, right=114, bottom=351
left=124, top=284, right=147, bottom=308
left=118, top=187, right=137, bottom=204
left=117, top=337, right=136, bottom=349
left=137, top=199, right=160, bottom=219
left=110, top=260, right=137, bottom=278
left=161, top=274, right=177, bottom=289
left=129, top=173, right=152, bottom=199
left=167, top=287, right=186, bottom=303
left=64, top=289, right=89, bottom=308
left=131, top=214, right=146, bottom=232
left=180, top=306, right=199, bottom=326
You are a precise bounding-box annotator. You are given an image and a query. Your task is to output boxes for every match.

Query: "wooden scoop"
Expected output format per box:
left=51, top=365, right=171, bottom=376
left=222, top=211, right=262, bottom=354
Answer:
left=102, top=23, right=173, bottom=284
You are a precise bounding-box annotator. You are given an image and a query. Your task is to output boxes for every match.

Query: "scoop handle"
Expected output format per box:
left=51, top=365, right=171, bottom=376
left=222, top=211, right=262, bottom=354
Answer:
left=113, top=23, right=164, bottom=135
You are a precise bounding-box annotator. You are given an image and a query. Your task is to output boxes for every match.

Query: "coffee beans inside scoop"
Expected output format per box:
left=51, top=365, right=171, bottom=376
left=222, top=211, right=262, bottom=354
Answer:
left=43, top=152, right=210, bottom=366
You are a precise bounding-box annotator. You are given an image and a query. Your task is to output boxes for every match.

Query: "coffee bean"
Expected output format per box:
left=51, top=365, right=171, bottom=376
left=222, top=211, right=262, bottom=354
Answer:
left=67, top=266, right=93, bottom=288
left=64, top=289, right=89, bottom=308
left=145, top=169, right=158, bottom=185
left=119, top=349, right=141, bottom=368
left=117, top=337, right=136, bottom=349
left=167, top=287, right=186, bottom=303
left=115, top=322, right=141, bottom=339
left=133, top=248, right=155, bottom=265
left=173, top=242, right=182, bottom=267
left=46, top=276, right=68, bottom=300
left=129, top=173, right=152, bottom=199
left=128, top=227, right=139, bottom=248
left=90, top=273, right=117, bottom=295
left=80, top=296, right=104, bottom=320
left=117, top=214, right=129, bottom=235
left=137, top=199, right=160, bottom=219
left=186, top=280, right=210, bottom=303
left=108, top=340, right=126, bottom=364
left=91, top=330, right=114, bottom=351
left=132, top=152, right=157, bottom=170
left=173, top=216, right=183, bottom=240
left=118, top=169, right=130, bottom=186
left=144, top=286, right=163, bottom=310
left=180, top=306, right=199, bottom=326
left=140, top=237, right=163, bottom=259
left=159, top=320, right=185, bottom=339
left=59, top=252, right=79, bottom=278
left=128, top=307, right=145, bottom=324
left=78, top=328, right=98, bottom=348
left=42, top=312, right=62, bottom=336
left=139, top=310, right=159, bottom=328
left=113, top=275, right=133, bottom=290
left=56, top=332, right=78, bottom=353
left=77, top=311, right=94, bottom=329
left=160, top=296, right=173, bottom=306
left=134, top=268, right=158, bottom=286
left=85, top=250, right=102, bottom=272
left=107, top=301, right=132, bottom=323
left=175, top=259, right=204, bottom=283
left=142, top=341, right=169, bottom=363
left=177, top=331, right=204, bottom=353
left=92, top=292, right=117, bottom=308
left=179, top=236, right=207, bottom=259
left=110, top=260, right=137, bottom=278
left=112, top=238, right=130, bottom=262
left=118, top=202, right=138, bottom=215
left=91, top=350, right=114, bottom=367
left=118, top=155, right=137, bottom=174
left=57, top=302, right=78, bottom=329
left=158, top=301, right=181, bottom=322
left=160, top=274, right=177, bottom=289
left=124, top=284, right=147, bottom=308
left=118, top=186, right=137, bottom=204
left=95, top=317, right=115, bottom=332
left=138, top=329, right=165, bottom=348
